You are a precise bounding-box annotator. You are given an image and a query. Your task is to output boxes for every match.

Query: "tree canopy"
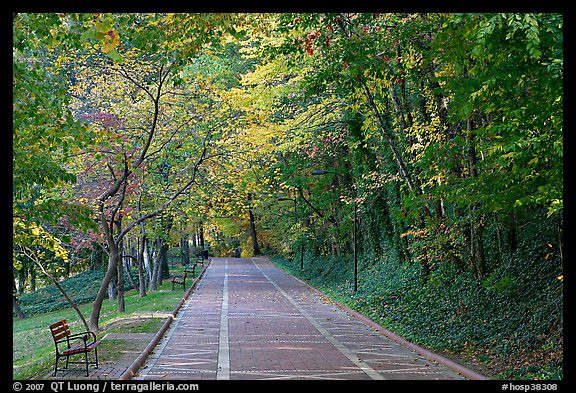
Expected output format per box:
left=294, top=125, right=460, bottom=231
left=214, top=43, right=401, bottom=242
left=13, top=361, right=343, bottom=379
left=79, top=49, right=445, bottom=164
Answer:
left=13, top=12, right=562, bottom=378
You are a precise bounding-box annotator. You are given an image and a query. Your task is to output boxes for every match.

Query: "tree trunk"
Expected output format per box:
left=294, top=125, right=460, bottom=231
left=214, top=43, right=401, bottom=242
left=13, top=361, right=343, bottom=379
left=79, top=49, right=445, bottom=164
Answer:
left=159, top=241, right=170, bottom=282
left=149, top=242, right=159, bottom=292
left=13, top=276, right=26, bottom=319
left=199, top=224, right=205, bottom=248
left=136, top=201, right=148, bottom=297
left=137, top=224, right=147, bottom=297
left=117, top=252, right=125, bottom=312
left=13, top=295, right=26, bottom=319
left=89, top=240, right=119, bottom=332
left=149, top=237, right=166, bottom=291
left=143, top=237, right=151, bottom=287
left=249, top=207, right=261, bottom=255
left=17, top=267, right=26, bottom=294
left=30, top=265, right=36, bottom=292
left=116, top=217, right=125, bottom=312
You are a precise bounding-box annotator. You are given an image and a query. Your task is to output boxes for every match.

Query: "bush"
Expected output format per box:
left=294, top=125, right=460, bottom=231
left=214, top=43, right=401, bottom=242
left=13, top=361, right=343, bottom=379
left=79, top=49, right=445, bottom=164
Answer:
left=15, top=268, right=139, bottom=317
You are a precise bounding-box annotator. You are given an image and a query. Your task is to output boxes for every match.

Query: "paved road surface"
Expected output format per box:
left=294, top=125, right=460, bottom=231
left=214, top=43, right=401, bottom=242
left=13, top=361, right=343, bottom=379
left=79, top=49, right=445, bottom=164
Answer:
left=135, top=257, right=468, bottom=380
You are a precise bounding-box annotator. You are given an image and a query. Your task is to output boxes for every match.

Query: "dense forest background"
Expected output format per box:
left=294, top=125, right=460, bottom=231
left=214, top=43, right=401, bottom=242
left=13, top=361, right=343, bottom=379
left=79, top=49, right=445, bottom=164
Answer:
left=13, top=13, right=563, bottom=379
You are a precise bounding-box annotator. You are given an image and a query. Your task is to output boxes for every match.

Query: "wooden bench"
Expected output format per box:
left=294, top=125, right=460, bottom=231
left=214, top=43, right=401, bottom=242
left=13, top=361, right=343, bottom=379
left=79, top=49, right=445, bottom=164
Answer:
left=170, top=257, right=208, bottom=290
left=171, top=264, right=197, bottom=290
left=49, top=320, right=101, bottom=377
left=170, top=270, right=189, bottom=290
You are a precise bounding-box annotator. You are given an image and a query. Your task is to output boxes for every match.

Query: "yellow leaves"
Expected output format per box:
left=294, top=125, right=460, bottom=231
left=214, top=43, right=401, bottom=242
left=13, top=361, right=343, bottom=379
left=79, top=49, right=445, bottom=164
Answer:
left=101, top=29, right=120, bottom=54
left=14, top=219, right=70, bottom=267
left=30, top=225, right=41, bottom=237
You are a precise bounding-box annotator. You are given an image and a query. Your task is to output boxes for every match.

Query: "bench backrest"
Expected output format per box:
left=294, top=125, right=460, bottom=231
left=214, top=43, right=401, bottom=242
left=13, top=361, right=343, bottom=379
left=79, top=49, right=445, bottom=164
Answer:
left=49, top=320, right=70, bottom=343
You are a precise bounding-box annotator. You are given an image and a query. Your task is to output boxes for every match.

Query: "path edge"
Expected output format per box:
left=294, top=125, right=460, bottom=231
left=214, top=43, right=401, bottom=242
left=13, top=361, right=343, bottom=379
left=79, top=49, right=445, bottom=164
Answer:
left=265, top=257, right=489, bottom=381
left=118, top=259, right=212, bottom=380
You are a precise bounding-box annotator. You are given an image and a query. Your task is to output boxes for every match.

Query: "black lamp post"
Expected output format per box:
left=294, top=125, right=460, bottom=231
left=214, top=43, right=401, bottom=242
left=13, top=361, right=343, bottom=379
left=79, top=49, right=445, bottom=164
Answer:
left=311, top=170, right=358, bottom=292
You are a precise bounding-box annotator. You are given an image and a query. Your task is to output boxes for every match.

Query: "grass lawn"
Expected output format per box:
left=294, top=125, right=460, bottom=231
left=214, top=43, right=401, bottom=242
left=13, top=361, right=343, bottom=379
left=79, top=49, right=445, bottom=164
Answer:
left=13, top=267, right=197, bottom=380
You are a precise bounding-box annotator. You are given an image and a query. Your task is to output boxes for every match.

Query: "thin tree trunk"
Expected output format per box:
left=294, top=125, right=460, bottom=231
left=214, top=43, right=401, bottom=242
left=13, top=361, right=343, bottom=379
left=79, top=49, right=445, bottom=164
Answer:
left=199, top=224, right=205, bottom=248
left=17, top=267, right=26, bottom=294
left=248, top=196, right=261, bottom=256
left=149, top=237, right=168, bottom=291
left=89, top=240, right=119, bottom=332
left=137, top=224, right=147, bottom=297
left=143, top=237, right=151, bottom=287
left=30, top=265, right=36, bottom=292
left=13, top=275, right=26, bottom=319
left=159, top=241, right=169, bottom=284
left=249, top=208, right=261, bottom=255
left=149, top=240, right=160, bottom=292
left=116, top=217, right=125, bottom=312
left=117, top=253, right=125, bottom=312
left=108, top=279, right=116, bottom=300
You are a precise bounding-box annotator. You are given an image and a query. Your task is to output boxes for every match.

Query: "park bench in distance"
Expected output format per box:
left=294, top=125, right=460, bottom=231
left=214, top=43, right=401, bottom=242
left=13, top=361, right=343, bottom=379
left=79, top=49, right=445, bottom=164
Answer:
left=48, top=320, right=101, bottom=377
left=170, top=256, right=206, bottom=290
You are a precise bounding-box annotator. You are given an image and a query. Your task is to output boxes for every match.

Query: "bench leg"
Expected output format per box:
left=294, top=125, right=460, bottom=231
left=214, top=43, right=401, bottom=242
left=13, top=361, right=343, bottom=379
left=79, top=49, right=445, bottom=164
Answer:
left=85, top=351, right=89, bottom=377
left=53, top=355, right=59, bottom=377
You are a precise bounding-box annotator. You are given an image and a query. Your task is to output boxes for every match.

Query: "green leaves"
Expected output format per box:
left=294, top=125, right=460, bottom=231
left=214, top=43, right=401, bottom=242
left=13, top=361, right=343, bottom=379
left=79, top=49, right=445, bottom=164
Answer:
left=14, top=11, right=563, bottom=282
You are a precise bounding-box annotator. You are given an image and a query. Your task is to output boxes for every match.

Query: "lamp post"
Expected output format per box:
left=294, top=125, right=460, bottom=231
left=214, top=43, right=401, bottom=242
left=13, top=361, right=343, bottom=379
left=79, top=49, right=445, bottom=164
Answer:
left=311, top=170, right=358, bottom=292
left=277, top=196, right=304, bottom=271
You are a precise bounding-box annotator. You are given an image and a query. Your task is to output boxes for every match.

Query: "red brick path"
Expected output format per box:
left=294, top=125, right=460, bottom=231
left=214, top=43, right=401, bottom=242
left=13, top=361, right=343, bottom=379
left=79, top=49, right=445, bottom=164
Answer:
left=135, top=257, right=469, bottom=380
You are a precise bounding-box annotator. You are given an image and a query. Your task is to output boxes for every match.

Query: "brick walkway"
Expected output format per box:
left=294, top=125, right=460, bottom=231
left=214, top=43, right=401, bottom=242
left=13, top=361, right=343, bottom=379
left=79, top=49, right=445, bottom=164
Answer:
left=134, top=257, right=480, bottom=380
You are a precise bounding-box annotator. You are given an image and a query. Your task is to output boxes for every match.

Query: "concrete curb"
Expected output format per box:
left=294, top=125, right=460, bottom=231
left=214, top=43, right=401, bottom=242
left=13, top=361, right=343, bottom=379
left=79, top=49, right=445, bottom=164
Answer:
left=286, top=267, right=489, bottom=380
left=118, top=259, right=212, bottom=380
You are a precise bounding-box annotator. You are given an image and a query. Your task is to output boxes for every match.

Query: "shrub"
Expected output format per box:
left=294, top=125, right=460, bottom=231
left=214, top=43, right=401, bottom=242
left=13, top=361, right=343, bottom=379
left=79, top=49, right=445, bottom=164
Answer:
left=15, top=268, right=139, bottom=317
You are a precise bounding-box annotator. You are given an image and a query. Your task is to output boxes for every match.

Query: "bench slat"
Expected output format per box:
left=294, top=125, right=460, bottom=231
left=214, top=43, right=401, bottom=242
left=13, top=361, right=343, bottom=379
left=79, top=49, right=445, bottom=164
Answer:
left=49, top=321, right=70, bottom=341
left=62, top=340, right=101, bottom=356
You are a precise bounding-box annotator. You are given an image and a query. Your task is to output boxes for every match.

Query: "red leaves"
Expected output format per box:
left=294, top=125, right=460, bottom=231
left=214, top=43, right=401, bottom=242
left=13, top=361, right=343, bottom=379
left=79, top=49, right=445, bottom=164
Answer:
left=81, top=112, right=124, bottom=129
left=303, top=31, right=327, bottom=56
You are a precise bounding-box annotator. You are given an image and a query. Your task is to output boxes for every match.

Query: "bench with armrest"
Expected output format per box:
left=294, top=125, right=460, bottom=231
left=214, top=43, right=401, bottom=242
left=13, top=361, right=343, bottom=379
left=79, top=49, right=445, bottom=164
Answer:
left=171, top=269, right=190, bottom=290
left=49, top=320, right=101, bottom=377
left=170, top=257, right=208, bottom=290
